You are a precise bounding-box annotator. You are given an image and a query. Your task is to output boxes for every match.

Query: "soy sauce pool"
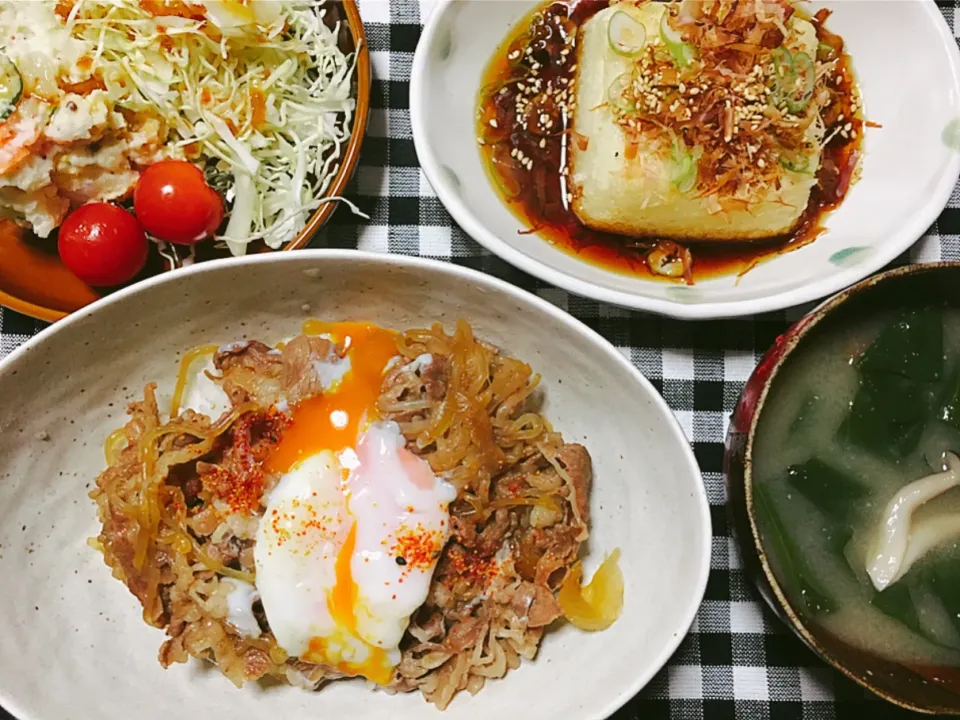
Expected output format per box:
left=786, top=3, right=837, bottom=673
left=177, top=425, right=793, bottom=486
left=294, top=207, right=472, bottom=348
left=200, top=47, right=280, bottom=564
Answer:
left=476, top=0, right=865, bottom=285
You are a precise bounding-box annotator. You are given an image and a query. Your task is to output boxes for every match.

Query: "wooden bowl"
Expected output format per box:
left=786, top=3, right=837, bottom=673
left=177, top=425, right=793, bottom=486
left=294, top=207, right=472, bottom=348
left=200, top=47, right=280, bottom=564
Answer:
left=725, top=262, right=960, bottom=715
left=0, top=0, right=370, bottom=323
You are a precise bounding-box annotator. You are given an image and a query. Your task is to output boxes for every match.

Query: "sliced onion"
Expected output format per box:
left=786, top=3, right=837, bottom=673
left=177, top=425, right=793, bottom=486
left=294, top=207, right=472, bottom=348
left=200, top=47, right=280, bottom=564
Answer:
left=607, top=11, right=647, bottom=57
left=489, top=144, right=524, bottom=200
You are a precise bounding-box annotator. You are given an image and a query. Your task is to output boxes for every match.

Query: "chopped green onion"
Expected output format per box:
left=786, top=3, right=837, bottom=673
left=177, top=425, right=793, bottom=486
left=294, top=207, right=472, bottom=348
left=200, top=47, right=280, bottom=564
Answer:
left=817, top=41, right=837, bottom=62
left=772, top=47, right=815, bottom=114
left=607, top=11, right=647, bottom=57
left=607, top=73, right=635, bottom=111
left=785, top=52, right=815, bottom=113
left=660, top=11, right=695, bottom=68
left=779, top=152, right=811, bottom=173
left=772, top=47, right=796, bottom=81
left=669, top=139, right=701, bottom=192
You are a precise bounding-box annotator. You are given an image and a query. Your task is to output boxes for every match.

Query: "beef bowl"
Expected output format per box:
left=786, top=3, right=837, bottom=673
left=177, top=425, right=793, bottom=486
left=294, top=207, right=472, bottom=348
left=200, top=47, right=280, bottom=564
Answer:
left=0, top=250, right=709, bottom=720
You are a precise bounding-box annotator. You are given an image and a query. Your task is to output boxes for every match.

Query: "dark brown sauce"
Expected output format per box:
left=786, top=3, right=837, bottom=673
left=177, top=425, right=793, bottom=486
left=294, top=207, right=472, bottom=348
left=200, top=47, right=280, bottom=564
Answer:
left=477, top=0, right=866, bottom=284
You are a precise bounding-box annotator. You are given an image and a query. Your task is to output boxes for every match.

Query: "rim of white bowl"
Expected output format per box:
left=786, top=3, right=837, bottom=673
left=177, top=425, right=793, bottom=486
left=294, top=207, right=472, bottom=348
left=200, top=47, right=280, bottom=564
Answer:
left=0, top=248, right=712, bottom=720
left=410, top=0, right=960, bottom=320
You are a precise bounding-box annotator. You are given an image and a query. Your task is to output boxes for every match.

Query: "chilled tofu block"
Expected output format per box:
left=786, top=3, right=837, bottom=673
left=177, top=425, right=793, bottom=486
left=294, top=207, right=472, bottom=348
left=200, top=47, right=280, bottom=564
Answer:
left=569, top=2, right=822, bottom=241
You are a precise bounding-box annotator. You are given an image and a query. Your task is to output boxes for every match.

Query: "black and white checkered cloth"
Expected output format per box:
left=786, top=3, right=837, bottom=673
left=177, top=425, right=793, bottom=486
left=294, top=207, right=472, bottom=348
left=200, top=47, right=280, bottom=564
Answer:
left=2, top=1, right=959, bottom=718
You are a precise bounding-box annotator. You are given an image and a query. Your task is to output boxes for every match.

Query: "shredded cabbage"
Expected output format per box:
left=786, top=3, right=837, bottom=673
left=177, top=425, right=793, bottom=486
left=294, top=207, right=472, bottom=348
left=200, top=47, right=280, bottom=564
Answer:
left=65, top=0, right=359, bottom=253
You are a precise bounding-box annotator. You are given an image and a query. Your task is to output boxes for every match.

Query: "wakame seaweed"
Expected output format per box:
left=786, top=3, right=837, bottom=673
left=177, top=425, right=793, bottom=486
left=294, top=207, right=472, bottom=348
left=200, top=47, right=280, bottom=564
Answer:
left=784, top=458, right=866, bottom=522
left=842, top=372, right=934, bottom=458
left=842, top=307, right=944, bottom=458
left=857, top=307, right=944, bottom=382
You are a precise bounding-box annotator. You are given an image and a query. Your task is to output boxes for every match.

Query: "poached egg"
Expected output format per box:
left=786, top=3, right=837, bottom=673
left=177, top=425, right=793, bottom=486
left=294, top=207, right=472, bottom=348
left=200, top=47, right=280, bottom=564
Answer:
left=247, top=321, right=456, bottom=685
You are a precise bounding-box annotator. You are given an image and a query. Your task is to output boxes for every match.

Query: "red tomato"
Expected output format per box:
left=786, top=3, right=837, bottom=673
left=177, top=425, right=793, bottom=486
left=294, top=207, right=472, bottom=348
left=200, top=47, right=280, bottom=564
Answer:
left=58, top=203, right=149, bottom=287
left=134, top=160, right=224, bottom=245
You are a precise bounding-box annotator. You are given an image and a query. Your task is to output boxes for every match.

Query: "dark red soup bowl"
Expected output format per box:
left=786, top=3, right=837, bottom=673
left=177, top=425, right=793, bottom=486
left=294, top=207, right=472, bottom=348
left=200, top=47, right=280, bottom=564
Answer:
left=726, top=262, right=960, bottom=715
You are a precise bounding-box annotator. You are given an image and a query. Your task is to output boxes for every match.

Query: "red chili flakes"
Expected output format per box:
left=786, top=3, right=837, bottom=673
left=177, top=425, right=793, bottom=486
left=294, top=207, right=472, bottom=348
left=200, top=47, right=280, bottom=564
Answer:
left=201, top=410, right=289, bottom=515
left=269, top=502, right=336, bottom=551
left=390, top=523, right=446, bottom=571
left=445, top=544, right=499, bottom=586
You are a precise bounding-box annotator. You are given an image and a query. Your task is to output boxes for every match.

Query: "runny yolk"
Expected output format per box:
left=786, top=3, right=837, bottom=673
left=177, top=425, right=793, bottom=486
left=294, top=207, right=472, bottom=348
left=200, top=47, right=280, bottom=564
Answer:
left=304, top=522, right=395, bottom=685
left=265, top=320, right=400, bottom=475
left=268, top=320, right=403, bottom=684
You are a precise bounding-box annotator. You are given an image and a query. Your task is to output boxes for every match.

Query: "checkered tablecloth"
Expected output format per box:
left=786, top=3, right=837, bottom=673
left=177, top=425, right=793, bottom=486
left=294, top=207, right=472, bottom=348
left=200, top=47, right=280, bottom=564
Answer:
left=2, top=1, right=960, bottom=718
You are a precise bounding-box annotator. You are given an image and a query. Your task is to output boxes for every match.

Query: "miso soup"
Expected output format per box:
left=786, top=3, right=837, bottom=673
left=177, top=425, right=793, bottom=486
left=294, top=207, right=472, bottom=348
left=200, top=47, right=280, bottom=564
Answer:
left=753, top=296, right=960, bottom=668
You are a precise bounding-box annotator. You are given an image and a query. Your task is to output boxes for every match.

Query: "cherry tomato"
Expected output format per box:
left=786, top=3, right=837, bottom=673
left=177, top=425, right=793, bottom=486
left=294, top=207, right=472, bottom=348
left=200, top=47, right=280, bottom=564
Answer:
left=134, top=160, right=224, bottom=245
left=58, top=203, right=149, bottom=287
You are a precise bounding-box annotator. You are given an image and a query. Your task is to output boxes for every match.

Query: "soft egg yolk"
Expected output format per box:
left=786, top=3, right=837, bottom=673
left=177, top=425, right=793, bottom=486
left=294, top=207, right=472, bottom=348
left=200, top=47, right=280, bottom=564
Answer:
left=303, top=523, right=396, bottom=685
left=265, top=321, right=400, bottom=475
left=266, top=320, right=403, bottom=685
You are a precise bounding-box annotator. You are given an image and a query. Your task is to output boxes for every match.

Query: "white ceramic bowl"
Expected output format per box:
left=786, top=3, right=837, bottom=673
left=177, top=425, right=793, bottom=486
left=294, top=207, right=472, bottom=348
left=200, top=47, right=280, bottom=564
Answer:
left=0, top=250, right=710, bottom=720
left=411, top=0, right=960, bottom=319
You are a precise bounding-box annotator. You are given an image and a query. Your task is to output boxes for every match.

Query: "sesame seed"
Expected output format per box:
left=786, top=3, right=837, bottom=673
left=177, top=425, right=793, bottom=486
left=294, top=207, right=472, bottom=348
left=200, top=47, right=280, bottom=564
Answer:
left=678, top=82, right=686, bottom=94
left=843, top=122, right=852, bottom=132
left=489, top=118, right=498, bottom=128
left=510, top=147, right=518, bottom=158
left=757, top=158, right=765, bottom=168
left=539, top=138, right=546, bottom=148
left=689, top=87, right=700, bottom=96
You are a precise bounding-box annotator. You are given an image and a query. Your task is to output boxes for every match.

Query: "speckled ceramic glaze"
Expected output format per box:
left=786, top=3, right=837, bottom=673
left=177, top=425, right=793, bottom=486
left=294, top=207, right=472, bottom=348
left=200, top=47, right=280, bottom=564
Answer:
left=726, top=263, right=960, bottom=714
left=0, top=250, right=710, bottom=720
left=412, top=0, right=960, bottom=319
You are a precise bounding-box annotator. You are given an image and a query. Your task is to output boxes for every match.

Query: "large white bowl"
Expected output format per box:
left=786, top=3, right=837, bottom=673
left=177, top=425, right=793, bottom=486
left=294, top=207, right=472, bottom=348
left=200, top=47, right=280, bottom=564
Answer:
left=411, top=0, right=960, bottom=319
left=0, top=251, right=710, bottom=720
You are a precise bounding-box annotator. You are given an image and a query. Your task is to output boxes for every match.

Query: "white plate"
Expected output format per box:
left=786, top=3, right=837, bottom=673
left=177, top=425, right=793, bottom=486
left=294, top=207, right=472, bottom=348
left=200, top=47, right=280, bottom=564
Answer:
left=411, top=0, right=960, bottom=319
left=0, top=250, right=710, bottom=720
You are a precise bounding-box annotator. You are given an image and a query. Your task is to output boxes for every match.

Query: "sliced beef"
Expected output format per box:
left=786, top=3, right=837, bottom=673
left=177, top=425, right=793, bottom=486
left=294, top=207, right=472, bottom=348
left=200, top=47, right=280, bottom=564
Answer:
left=213, top=341, right=279, bottom=373
left=420, top=355, right=449, bottom=401
left=214, top=342, right=284, bottom=409
left=281, top=335, right=339, bottom=405
left=511, top=581, right=562, bottom=627
left=556, top=443, right=591, bottom=527
left=443, top=616, right=486, bottom=653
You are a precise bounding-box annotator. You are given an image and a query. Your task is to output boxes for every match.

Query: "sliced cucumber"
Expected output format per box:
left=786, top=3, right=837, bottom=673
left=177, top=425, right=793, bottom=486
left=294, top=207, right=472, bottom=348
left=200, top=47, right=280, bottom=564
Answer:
left=0, top=54, right=22, bottom=120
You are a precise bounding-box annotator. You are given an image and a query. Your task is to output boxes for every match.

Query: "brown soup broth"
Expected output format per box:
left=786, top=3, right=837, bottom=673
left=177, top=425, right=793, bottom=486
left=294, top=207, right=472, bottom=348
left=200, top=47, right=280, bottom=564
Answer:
left=476, top=0, right=865, bottom=284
